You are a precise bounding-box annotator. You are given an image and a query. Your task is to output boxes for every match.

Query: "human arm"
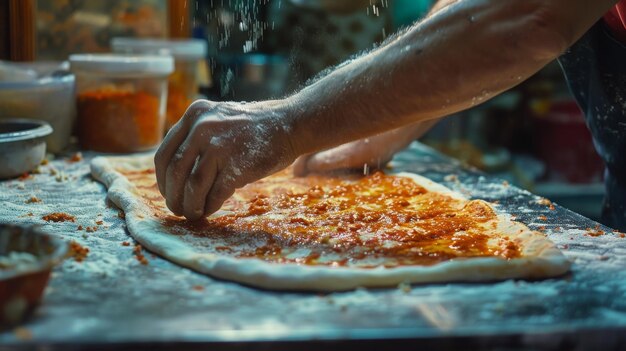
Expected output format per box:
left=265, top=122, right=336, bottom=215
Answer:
left=293, top=118, right=440, bottom=175
left=284, top=0, right=618, bottom=158
left=291, top=0, right=618, bottom=174
left=155, top=0, right=618, bottom=220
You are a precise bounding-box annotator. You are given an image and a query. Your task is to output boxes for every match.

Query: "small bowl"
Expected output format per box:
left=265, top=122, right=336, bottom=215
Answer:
left=0, top=224, right=67, bottom=328
left=0, top=119, right=53, bottom=179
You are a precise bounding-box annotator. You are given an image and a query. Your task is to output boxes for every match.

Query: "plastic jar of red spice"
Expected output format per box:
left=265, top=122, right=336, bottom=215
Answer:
left=69, top=54, right=173, bottom=153
left=111, top=38, right=208, bottom=131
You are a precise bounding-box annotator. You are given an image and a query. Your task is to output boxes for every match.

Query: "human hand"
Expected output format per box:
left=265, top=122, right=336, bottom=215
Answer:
left=154, top=100, right=297, bottom=220
left=293, top=119, right=439, bottom=176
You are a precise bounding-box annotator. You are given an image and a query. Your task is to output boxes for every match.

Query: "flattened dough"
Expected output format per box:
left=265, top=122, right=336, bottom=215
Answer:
left=91, top=154, right=570, bottom=291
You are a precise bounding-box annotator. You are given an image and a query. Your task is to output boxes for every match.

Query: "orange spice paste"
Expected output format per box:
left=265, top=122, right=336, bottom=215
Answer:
left=77, top=89, right=163, bottom=153
left=121, top=168, right=522, bottom=268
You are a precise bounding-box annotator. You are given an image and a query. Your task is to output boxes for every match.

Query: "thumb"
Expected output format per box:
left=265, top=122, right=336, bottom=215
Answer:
left=306, top=144, right=359, bottom=173
left=292, top=154, right=312, bottom=177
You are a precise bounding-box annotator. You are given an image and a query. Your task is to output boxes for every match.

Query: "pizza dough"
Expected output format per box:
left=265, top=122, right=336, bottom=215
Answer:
left=91, top=154, right=570, bottom=291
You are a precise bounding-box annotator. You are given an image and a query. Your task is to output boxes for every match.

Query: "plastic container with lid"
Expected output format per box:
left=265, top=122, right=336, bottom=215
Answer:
left=111, top=38, right=208, bottom=130
left=69, top=54, right=173, bottom=153
left=0, top=61, right=75, bottom=153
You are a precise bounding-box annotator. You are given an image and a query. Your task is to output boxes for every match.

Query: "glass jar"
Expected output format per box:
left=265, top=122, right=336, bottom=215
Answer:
left=69, top=54, right=173, bottom=153
left=111, top=38, right=208, bottom=130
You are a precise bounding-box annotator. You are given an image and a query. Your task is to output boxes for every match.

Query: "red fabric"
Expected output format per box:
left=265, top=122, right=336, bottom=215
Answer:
left=604, top=0, right=626, bottom=43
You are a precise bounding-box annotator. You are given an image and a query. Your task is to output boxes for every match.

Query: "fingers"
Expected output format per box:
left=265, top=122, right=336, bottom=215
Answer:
left=182, top=152, right=218, bottom=220
left=203, top=172, right=237, bottom=217
left=155, top=122, right=187, bottom=197
left=164, top=134, right=203, bottom=216
left=154, top=100, right=213, bottom=197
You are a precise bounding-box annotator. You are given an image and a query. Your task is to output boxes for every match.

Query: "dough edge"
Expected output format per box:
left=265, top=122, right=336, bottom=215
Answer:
left=91, top=154, right=571, bottom=292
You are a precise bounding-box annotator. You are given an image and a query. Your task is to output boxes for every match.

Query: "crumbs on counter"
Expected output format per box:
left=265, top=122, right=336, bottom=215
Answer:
left=85, top=226, right=98, bottom=233
left=25, top=196, right=42, bottom=204
left=68, top=241, right=89, bottom=262
left=67, top=152, right=83, bottom=163
left=121, top=241, right=130, bottom=246
left=40, top=158, right=49, bottom=166
left=586, top=226, right=605, bottom=237
left=77, top=225, right=83, bottom=231
left=133, top=244, right=149, bottom=265
left=17, top=173, right=33, bottom=181
left=537, top=215, right=547, bottom=221
left=95, top=220, right=103, bottom=225
left=42, top=212, right=75, bottom=223
left=20, top=212, right=34, bottom=218
left=612, top=230, right=625, bottom=238
left=55, top=172, right=69, bottom=182
left=192, top=285, right=205, bottom=291
left=118, top=211, right=126, bottom=219
left=536, top=198, right=556, bottom=210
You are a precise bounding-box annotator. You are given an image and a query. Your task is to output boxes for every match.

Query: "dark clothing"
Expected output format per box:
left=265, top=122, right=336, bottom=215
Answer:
left=558, top=22, right=626, bottom=231
left=604, top=1, right=626, bottom=43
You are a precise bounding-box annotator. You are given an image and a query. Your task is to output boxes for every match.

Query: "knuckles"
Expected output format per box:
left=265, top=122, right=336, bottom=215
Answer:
left=182, top=100, right=216, bottom=125
left=168, top=151, right=187, bottom=171
left=187, top=169, right=206, bottom=190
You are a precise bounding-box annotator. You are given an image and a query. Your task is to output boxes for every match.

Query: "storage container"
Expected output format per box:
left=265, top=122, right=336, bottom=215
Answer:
left=111, top=38, right=207, bottom=130
left=69, top=54, right=173, bottom=153
left=0, top=61, right=75, bottom=153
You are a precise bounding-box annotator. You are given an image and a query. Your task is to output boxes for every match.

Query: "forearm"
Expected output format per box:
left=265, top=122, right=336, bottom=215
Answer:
left=428, top=0, right=459, bottom=15
left=285, top=0, right=617, bottom=156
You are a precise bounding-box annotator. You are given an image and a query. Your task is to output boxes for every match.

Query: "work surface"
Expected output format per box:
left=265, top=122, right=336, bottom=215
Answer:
left=1, top=143, right=625, bottom=350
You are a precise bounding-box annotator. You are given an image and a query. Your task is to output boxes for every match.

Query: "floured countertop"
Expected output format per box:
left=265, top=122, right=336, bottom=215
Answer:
left=0, top=142, right=625, bottom=350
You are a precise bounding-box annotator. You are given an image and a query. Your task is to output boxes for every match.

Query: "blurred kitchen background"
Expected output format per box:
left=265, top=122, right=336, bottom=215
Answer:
left=0, top=0, right=604, bottom=221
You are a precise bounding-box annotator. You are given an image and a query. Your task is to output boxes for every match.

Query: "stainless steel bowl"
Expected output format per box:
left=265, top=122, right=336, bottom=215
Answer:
left=0, top=224, right=68, bottom=328
left=0, top=119, right=53, bottom=179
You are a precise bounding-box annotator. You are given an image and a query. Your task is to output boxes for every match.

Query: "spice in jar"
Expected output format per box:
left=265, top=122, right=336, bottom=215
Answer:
left=165, top=66, right=198, bottom=130
left=166, top=74, right=192, bottom=129
left=77, top=87, right=162, bottom=153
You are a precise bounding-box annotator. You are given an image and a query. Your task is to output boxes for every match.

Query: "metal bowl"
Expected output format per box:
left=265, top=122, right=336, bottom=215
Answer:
left=0, top=119, right=53, bottom=179
left=0, top=224, right=67, bottom=328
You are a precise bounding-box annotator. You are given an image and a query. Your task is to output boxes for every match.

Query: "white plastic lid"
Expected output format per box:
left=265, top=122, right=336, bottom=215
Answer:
left=111, top=38, right=208, bottom=60
left=69, top=54, right=174, bottom=76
